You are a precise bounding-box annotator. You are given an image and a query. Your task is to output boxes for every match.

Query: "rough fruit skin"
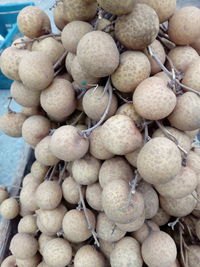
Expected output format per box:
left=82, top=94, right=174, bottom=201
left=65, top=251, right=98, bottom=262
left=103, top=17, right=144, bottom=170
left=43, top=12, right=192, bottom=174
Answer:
left=0, top=47, right=29, bottom=81
left=86, top=183, right=103, bottom=211
left=15, top=254, right=41, bottom=267
left=1, top=255, right=16, bottom=267
left=97, top=0, right=135, bottom=15
left=89, top=126, right=114, bottom=160
left=10, top=233, right=38, bottom=259
left=18, top=51, right=54, bottom=91
left=110, top=237, right=143, bottom=267
left=18, top=215, right=37, bottom=234
left=40, top=78, right=76, bottom=122
left=99, top=156, right=133, bottom=188
left=65, top=52, right=75, bottom=75
left=17, top=6, right=51, bottom=38
left=115, top=4, right=159, bottom=50
left=116, top=103, right=142, bottom=124
left=125, top=146, right=142, bottom=168
left=20, top=182, right=39, bottom=212
left=35, top=136, right=60, bottom=166
left=63, top=0, right=97, bottom=22
left=35, top=181, right=62, bottom=210
left=43, top=238, right=72, bottom=267
left=111, top=51, right=151, bottom=93
left=53, top=2, right=68, bottom=30
left=137, top=0, right=176, bottom=23
left=11, top=81, right=41, bottom=108
left=0, top=198, right=19, bottom=219
left=137, top=137, right=182, bottom=185
left=101, top=114, right=143, bottom=155
left=96, top=212, right=126, bottom=242
left=62, top=209, right=96, bottom=243
left=22, top=115, right=51, bottom=147
left=0, top=112, right=27, bottom=138
left=72, top=154, right=101, bottom=185
left=167, top=46, right=199, bottom=73
left=61, top=21, right=93, bottom=53
left=151, top=208, right=170, bottom=226
left=82, top=86, right=118, bottom=121
left=155, top=167, right=197, bottom=199
left=141, top=231, right=177, bottom=267
left=116, top=211, right=145, bottom=232
left=168, top=6, right=200, bottom=45
left=62, top=176, right=85, bottom=204
left=32, top=37, right=65, bottom=64
left=77, top=31, right=119, bottom=78
left=152, top=126, right=192, bottom=152
left=144, top=40, right=166, bottom=75
left=133, top=77, right=177, bottom=120
left=71, top=57, right=99, bottom=88
left=160, top=192, right=197, bottom=217
left=50, top=125, right=89, bottom=162
left=168, top=92, right=200, bottom=131
left=102, top=179, right=144, bottom=224
left=74, top=245, right=105, bottom=267
left=182, top=58, right=200, bottom=92
left=188, top=245, right=200, bottom=267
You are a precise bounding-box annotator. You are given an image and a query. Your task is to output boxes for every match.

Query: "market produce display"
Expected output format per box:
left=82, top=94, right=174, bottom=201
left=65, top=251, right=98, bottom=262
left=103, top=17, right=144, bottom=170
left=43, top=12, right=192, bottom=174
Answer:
left=1, top=0, right=200, bottom=266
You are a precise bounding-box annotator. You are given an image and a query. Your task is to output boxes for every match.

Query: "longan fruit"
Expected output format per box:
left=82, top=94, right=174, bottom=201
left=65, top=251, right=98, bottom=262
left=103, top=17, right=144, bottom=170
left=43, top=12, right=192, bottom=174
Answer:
left=151, top=208, right=171, bottom=226
left=86, top=182, right=103, bottom=211
left=18, top=215, right=37, bottom=234
left=0, top=198, right=19, bottom=219
left=115, top=4, right=159, bottom=50
left=1, top=255, right=16, bottom=267
left=16, top=254, right=41, bottom=267
left=182, top=58, right=200, bottom=92
left=53, top=1, right=68, bottom=30
left=20, top=182, right=39, bottom=212
left=116, top=210, right=145, bottom=232
left=116, top=103, right=143, bottom=124
left=31, top=161, right=48, bottom=182
left=187, top=245, right=200, bottom=267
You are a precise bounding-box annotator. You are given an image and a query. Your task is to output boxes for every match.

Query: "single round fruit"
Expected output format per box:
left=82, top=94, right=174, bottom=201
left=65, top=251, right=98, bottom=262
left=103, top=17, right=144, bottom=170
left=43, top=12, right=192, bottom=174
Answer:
left=97, top=0, right=135, bottom=15
left=116, top=103, right=143, bottom=124
left=115, top=4, right=159, bottom=50
left=0, top=198, right=19, bottom=219
left=137, top=137, right=182, bottom=184
left=151, top=208, right=171, bottom=226
left=102, top=179, right=144, bottom=224
left=168, top=6, right=200, bottom=45
left=182, top=58, right=200, bottom=92
left=53, top=1, right=68, bottom=30
left=10, top=233, right=38, bottom=259
left=116, top=210, right=145, bottom=232
left=18, top=51, right=54, bottom=91
left=77, top=31, right=119, bottom=78
left=110, top=237, right=143, bottom=267
left=111, top=51, right=151, bottom=93
left=168, top=92, right=200, bottom=131
left=101, top=114, right=143, bottom=155
left=141, top=231, right=177, bottom=267
left=43, top=238, right=72, bottom=267
left=133, top=77, right=177, bottom=120
left=18, top=215, right=37, bottom=234
left=86, top=183, right=103, bottom=211
left=50, top=125, right=89, bottom=161
left=61, top=21, right=93, bottom=53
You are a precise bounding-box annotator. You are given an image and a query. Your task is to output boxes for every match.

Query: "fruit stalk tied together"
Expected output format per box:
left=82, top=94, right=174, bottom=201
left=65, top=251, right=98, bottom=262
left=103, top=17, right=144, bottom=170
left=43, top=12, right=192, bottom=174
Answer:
left=14, top=33, right=61, bottom=46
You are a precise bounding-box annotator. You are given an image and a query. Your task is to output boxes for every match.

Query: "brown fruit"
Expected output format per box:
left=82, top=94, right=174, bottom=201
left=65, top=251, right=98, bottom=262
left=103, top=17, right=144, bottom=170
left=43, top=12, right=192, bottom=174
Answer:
left=133, top=77, right=176, bottom=120
left=17, top=6, right=51, bottom=38
left=53, top=1, right=68, bottom=30
left=137, top=137, right=182, bottom=184
left=151, top=208, right=170, bottom=226
left=116, top=103, right=143, bottom=124
left=0, top=112, right=27, bottom=138
left=97, top=0, right=135, bottom=15
left=137, top=0, right=176, bottom=23
left=115, top=4, right=159, bottom=50
left=89, top=126, right=114, bottom=160
left=18, top=51, right=54, bottom=91
left=22, top=115, right=51, bottom=147
left=101, top=114, right=143, bottom=155
left=40, top=78, right=76, bottom=122
left=168, top=92, right=200, bottom=131
left=50, top=125, right=89, bottom=161
left=111, top=51, right=151, bottom=93
left=167, top=46, right=199, bottom=73
left=187, top=245, right=200, bottom=267
left=141, top=231, right=177, bottom=267
left=63, top=0, right=97, bottom=21
left=11, top=81, right=40, bottom=107
left=77, top=31, right=119, bottom=78
left=61, top=21, right=93, bottom=53
left=99, top=156, right=133, bottom=188
left=182, top=58, right=200, bottom=92
left=86, top=182, right=103, bottom=211
left=168, top=6, right=200, bottom=45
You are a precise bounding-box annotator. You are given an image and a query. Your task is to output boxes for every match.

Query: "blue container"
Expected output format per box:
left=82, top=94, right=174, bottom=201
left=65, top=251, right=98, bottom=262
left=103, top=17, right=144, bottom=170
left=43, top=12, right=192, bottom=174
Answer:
left=0, top=2, right=35, bottom=89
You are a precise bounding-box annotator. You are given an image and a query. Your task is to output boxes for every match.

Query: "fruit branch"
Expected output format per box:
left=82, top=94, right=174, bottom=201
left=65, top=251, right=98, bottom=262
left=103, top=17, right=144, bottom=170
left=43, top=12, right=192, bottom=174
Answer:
left=78, top=184, right=100, bottom=247
left=14, top=33, right=61, bottom=45
left=53, top=50, right=68, bottom=70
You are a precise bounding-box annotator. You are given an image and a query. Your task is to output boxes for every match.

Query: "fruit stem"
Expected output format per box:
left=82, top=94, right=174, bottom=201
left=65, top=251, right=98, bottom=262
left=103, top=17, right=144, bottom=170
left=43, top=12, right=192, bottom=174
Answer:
left=58, top=161, right=67, bottom=184
left=168, top=217, right=180, bottom=230
left=78, top=184, right=100, bottom=247
left=81, top=77, right=113, bottom=137
left=114, top=90, right=132, bottom=104
left=148, top=46, right=200, bottom=96
left=14, top=33, right=61, bottom=45
left=53, top=50, right=68, bottom=70
left=127, top=170, right=140, bottom=207
left=155, top=120, right=188, bottom=166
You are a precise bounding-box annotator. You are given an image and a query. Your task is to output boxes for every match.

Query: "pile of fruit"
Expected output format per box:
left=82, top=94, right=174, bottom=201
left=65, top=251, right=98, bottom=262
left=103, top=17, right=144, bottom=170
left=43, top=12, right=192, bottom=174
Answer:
left=1, top=0, right=200, bottom=266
